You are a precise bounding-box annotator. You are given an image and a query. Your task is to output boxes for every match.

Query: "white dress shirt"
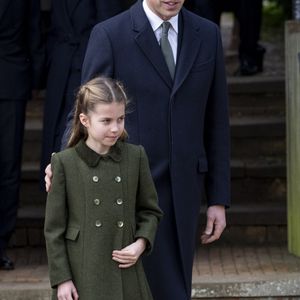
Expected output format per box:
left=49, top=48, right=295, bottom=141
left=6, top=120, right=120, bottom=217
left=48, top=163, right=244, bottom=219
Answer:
left=142, top=0, right=178, bottom=63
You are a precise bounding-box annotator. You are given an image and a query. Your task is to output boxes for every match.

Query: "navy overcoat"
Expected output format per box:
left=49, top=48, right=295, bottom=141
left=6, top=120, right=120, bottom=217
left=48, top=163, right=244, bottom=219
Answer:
left=66, top=1, right=230, bottom=298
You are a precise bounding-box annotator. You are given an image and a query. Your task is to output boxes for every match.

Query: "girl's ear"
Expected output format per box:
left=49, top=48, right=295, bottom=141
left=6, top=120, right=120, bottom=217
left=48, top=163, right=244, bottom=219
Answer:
left=79, top=113, right=89, bottom=128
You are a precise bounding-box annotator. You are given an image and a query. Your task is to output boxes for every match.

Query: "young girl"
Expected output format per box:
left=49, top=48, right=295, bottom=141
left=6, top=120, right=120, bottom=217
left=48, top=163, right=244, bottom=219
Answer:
left=44, top=77, right=163, bottom=300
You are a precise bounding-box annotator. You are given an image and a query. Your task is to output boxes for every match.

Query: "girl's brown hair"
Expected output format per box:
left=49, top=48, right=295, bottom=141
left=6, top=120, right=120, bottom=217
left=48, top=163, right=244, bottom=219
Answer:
left=68, top=77, right=129, bottom=148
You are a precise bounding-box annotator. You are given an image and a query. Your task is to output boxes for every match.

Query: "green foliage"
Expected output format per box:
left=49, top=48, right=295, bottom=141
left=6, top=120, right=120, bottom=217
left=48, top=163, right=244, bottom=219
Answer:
left=263, top=0, right=292, bottom=21
left=263, top=0, right=286, bottom=27
left=261, top=0, right=286, bottom=42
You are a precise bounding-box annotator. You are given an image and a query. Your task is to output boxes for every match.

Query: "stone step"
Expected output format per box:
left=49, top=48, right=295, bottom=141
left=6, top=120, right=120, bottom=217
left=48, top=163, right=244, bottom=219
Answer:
left=23, top=119, right=42, bottom=163
left=231, top=158, right=285, bottom=178
left=10, top=205, right=45, bottom=247
left=231, top=115, right=285, bottom=158
left=230, top=94, right=285, bottom=117
left=228, top=76, right=285, bottom=118
left=231, top=115, right=285, bottom=138
left=228, top=76, right=285, bottom=95
left=20, top=162, right=46, bottom=206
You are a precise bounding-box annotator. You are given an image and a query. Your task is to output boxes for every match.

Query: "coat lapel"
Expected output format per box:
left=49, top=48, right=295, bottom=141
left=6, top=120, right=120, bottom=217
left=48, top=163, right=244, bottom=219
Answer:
left=66, top=0, right=81, bottom=17
left=0, top=0, right=10, bottom=21
left=130, top=2, right=173, bottom=89
left=61, top=0, right=80, bottom=34
left=171, top=8, right=203, bottom=97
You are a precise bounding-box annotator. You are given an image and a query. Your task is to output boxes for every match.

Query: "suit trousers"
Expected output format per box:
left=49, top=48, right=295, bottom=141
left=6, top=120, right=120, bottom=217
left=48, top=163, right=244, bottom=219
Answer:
left=0, top=99, right=27, bottom=254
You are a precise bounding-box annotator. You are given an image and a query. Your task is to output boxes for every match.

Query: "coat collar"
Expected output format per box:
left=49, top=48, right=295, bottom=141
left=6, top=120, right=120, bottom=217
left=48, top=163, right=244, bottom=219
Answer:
left=130, top=1, right=203, bottom=95
left=65, top=0, right=80, bottom=17
left=75, top=139, right=122, bottom=167
left=61, top=0, right=80, bottom=35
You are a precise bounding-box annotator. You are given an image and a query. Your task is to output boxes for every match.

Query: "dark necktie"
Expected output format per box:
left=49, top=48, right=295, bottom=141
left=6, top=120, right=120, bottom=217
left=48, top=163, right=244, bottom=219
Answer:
left=160, top=22, right=175, bottom=79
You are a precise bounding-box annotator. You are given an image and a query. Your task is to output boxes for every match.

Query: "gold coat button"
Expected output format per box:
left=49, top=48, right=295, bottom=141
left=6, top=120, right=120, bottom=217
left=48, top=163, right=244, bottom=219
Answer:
left=93, top=176, right=99, bottom=182
left=94, top=198, right=101, bottom=205
left=116, top=198, right=123, bottom=205
left=117, top=221, right=124, bottom=228
left=115, top=176, right=121, bottom=183
left=95, top=220, right=102, bottom=227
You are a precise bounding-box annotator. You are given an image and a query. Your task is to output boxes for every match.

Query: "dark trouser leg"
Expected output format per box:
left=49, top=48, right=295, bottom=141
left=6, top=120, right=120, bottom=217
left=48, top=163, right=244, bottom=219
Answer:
left=143, top=173, right=190, bottom=300
left=0, top=99, right=26, bottom=254
left=235, top=0, right=265, bottom=74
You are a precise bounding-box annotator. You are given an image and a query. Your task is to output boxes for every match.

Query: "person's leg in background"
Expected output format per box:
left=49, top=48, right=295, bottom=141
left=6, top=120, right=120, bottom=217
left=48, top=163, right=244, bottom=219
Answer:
left=0, top=99, right=27, bottom=270
left=235, top=0, right=265, bottom=75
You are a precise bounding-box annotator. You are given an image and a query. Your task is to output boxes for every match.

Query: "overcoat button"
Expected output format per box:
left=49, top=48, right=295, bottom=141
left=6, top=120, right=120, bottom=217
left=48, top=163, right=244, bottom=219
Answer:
left=116, top=198, right=123, bottom=205
left=115, top=176, right=121, bottom=183
left=117, top=221, right=124, bottom=228
left=94, top=199, right=101, bottom=205
left=95, top=220, right=102, bottom=227
left=93, top=176, right=99, bottom=182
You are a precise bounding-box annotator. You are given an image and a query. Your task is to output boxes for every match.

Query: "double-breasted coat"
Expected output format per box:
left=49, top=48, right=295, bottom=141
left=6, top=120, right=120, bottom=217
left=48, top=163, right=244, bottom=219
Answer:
left=44, top=140, right=163, bottom=300
left=63, top=1, right=231, bottom=298
left=41, top=0, right=127, bottom=175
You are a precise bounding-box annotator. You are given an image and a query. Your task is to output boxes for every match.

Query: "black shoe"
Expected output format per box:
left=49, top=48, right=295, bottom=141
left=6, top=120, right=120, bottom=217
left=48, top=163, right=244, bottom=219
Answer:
left=235, top=45, right=266, bottom=76
left=235, top=58, right=259, bottom=76
left=0, top=255, right=14, bottom=270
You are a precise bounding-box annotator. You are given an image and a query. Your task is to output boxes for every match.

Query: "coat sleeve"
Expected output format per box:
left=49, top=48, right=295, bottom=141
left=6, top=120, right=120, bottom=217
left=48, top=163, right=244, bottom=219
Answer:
left=203, top=25, right=231, bottom=208
left=135, top=146, right=163, bottom=255
left=44, top=154, right=72, bottom=288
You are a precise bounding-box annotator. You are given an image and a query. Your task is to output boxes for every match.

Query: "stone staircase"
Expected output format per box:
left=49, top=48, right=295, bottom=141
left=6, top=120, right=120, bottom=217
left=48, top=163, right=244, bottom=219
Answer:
left=202, top=76, right=286, bottom=245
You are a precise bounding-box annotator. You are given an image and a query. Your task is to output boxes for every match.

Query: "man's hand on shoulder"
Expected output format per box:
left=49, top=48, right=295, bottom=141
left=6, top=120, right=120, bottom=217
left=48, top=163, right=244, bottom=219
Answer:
left=201, top=205, right=226, bottom=244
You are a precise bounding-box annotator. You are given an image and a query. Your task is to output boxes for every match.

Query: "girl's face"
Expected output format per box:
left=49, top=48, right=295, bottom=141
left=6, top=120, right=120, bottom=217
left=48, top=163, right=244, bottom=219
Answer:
left=80, top=102, right=125, bottom=154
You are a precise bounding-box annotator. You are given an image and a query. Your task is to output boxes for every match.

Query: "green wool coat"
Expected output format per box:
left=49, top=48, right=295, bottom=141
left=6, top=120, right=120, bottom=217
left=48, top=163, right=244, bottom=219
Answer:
left=44, top=140, right=163, bottom=300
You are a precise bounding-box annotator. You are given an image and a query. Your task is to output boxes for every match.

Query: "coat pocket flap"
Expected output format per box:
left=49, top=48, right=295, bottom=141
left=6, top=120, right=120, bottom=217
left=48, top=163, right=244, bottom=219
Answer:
left=198, top=158, right=208, bottom=173
left=65, top=227, right=80, bottom=241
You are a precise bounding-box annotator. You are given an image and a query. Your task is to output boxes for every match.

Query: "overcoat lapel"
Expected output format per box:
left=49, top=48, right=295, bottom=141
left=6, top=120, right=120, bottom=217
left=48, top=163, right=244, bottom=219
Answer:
left=171, top=8, right=203, bottom=97
left=0, top=0, right=10, bottom=21
left=130, top=2, right=173, bottom=89
left=66, top=0, right=81, bottom=17
left=61, top=0, right=80, bottom=34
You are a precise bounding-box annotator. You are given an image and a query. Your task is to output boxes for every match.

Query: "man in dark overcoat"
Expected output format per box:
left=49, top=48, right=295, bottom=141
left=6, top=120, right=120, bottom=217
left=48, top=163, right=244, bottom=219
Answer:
left=40, top=0, right=130, bottom=176
left=0, top=0, right=44, bottom=269
left=57, top=0, right=230, bottom=298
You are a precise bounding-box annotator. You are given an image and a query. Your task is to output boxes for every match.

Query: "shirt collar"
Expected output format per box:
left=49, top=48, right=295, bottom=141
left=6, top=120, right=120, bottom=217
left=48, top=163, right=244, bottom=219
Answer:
left=143, top=0, right=178, bottom=34
left=75, top=139, right=122, bottom=167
